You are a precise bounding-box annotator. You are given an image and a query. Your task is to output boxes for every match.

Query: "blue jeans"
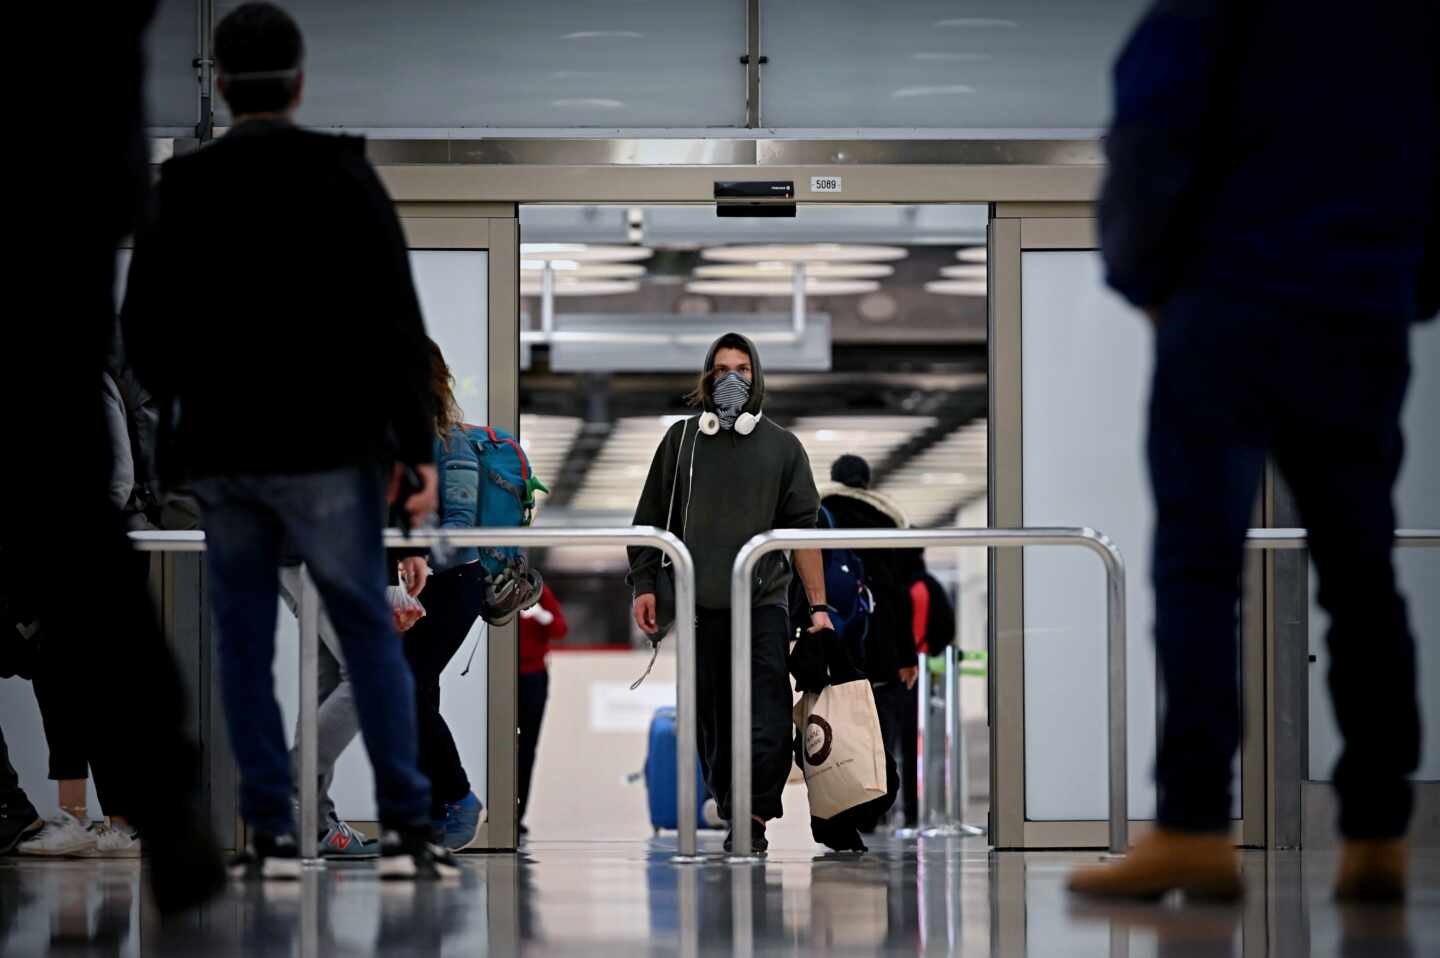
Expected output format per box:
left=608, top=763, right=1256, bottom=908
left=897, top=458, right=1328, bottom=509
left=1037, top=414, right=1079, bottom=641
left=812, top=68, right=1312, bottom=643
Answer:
left=195, top=467, right=431, bottom=835
left=1148, top=290, right=1418, bottom=837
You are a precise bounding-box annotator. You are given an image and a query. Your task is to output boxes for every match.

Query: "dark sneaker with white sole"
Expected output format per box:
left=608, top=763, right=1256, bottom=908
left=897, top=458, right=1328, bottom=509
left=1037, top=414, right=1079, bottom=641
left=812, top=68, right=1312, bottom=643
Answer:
left=379, top=827, right=463, bottom=881
left=723, top=821, right=769, bottom=856
left=229, top=832, right=302, bottom=880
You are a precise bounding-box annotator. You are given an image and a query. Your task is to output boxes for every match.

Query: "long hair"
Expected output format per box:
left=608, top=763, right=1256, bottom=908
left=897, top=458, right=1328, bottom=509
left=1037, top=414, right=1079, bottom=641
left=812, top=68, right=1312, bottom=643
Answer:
left=428, top=340, right=464, bottom=442
left=684, top=368, right=718, bottom=408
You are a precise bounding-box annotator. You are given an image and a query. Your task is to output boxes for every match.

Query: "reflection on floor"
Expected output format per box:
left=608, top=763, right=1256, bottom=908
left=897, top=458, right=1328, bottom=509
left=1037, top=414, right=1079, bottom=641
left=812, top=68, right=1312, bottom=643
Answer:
left=2, top=835, right=1436, bottom=956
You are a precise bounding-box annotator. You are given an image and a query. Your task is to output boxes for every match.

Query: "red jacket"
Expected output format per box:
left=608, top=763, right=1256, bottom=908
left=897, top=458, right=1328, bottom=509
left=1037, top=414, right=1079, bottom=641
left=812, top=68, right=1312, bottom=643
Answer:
left=519, top=585, right=568, bottom=674
left=910, top=580, right=929, bottom=655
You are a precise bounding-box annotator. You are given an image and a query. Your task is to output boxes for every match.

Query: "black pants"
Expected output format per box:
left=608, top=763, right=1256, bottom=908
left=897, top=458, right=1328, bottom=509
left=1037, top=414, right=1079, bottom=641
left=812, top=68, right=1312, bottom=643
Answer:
left=5, top=245, right=202, bottom=847
left=31, top=647, right=123, bottom=817
left=32, top=646, right=89, bottom=783
left=0, top=725, right=37, bottom=817
left=873, top=681, right=919, bottom=827
left=1150, top=290, right=1418, bottom=837
left=403, top=564, right=486, bottom=820
left=696, top=606, right=792, bottom=822
left=518, top=670, right=549, bottom=824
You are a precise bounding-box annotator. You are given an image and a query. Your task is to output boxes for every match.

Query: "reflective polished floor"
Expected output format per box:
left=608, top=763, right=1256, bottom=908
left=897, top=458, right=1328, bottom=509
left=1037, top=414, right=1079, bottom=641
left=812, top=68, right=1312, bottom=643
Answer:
left=2, top=834, right=1436, bottom=956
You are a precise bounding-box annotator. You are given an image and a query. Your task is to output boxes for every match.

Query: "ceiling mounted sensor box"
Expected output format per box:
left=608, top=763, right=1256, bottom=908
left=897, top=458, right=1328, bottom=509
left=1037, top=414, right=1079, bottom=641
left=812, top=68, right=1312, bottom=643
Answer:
left=714, top=181, right=796, bottom=218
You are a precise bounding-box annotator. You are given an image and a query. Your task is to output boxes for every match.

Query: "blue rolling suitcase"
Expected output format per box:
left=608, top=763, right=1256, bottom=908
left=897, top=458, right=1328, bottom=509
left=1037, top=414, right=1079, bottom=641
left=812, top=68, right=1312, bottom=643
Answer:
left=644, top=706, right=711, bottom=832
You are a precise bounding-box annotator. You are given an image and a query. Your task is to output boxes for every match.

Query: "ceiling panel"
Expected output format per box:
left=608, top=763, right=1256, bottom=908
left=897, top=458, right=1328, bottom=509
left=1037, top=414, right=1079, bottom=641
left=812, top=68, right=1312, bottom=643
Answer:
left=519, top=413, right=583, bottom=516
left=877, top=419, right=988, bottom=527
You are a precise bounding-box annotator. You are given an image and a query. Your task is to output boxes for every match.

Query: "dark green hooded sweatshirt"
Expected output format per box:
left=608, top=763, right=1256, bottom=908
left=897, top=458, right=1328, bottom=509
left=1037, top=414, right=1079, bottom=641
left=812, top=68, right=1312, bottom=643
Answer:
left=628, top=333, right=820, bottom=610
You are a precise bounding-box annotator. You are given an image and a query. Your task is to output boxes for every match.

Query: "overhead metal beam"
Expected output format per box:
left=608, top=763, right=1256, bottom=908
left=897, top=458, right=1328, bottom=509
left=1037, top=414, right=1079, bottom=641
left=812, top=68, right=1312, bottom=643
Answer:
left=744, top=0, right=763, bottom=128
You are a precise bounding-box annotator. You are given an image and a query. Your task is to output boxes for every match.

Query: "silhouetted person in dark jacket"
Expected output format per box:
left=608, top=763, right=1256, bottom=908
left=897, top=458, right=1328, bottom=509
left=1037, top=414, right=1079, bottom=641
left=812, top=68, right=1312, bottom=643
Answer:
left=5, top=0, right=226, bottom=913
left=123, top=2, right=454, bottom=881
left=1071, top=0, right=1438, bottom=903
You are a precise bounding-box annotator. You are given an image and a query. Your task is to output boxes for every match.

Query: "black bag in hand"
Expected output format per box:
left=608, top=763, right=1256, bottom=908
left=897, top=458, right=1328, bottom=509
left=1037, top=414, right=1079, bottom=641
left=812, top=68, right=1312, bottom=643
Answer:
left=788, top=574, right=867, bottom=692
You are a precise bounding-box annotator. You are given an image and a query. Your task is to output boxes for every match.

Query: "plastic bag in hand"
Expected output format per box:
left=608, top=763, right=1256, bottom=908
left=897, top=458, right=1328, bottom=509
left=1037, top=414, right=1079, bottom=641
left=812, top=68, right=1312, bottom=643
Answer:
left=387, top=568, right=426, bottom=633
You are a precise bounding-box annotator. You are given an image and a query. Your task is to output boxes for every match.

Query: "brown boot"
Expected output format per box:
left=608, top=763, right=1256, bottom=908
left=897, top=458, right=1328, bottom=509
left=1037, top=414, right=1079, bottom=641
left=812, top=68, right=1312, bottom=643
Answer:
left=1335, top=839, right=1407, bottom=902
left=1067, top=829, right=1242, bottom=902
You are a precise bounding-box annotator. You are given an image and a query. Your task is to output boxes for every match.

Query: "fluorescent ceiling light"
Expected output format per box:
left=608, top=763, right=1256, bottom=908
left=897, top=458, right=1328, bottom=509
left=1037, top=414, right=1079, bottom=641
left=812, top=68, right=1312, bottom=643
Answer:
left=956, top=247, right=988, bottom=263
left=892, top=85, right=976, bottom=99
left=520, top=244, right=653, bottom=264
left=694, top=262, right=894, bottom=280
left=521, top=260, right=645, bottom=278
left=522, top=243, right=584, bottom=254
left=552, top=98, right=625, bottom=110
left=912, top=52, right=993, bottom=62
left=935, top=18, right=1019, bottom=28
left=687, top=279, right=880, bottom=297
left=702, top=244, right=908, bottom=264
left=925, top=280, right=987, bottom=296
left=940, top=264, right=987, bottom=279
left=563, top=30, right=645, bottom=39
left=519, top=279, right=640, bottom=297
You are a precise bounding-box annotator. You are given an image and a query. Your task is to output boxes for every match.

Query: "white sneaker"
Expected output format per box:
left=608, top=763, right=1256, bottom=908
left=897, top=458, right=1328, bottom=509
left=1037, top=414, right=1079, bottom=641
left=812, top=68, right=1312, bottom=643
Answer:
left=77, top=820, right=142, bottom=859
left=17, top=810, right=96, bottom=857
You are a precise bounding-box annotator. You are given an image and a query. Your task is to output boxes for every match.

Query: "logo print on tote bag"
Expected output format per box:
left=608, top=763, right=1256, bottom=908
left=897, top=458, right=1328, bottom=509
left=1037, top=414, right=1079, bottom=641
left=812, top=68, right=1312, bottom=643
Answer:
left=803, top=715, right=834, bottom=766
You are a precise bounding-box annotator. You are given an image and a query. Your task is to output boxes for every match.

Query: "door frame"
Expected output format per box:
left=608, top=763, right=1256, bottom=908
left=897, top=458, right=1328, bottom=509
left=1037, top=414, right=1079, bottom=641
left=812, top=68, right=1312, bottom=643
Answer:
left=986, top=204, right=1268, bottom=849
left=397, top=203, right=521, bottom=851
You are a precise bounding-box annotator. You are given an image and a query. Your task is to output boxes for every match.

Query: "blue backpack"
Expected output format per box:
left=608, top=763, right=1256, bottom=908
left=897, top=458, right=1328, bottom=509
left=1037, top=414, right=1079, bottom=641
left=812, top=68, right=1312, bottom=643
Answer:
left=466, top=425, right=548, bottom=576
left=817, top=506, right=874, bottom=652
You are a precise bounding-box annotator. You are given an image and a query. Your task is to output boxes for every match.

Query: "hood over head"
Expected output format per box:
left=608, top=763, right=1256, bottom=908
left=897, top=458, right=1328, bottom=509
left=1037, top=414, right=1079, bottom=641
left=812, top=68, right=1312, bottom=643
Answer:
left=700, top=332, right=766, bottom=415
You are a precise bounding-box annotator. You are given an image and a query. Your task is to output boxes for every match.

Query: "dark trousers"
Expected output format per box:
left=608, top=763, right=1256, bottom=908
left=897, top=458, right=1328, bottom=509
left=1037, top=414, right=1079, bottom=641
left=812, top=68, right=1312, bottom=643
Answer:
left=196, top=468, right=431, bottom=834
left=0, top=725, right=37, bottom=818
left=32, top=653, right=91, bottom=783
left=695, top=606, right=792, bottom=822
left=874, top=681, right=920, bottom=827
left=1150, top=290, right=1418, bottom=837
left=5, top=245, right=203, bottom=851
left=518, top=670, right=549, bottom=824
left=402, top=564, right=486, bottom=820
left=31, top=650, right=123, bottom=816
left=29, top=557, right=149, bottom=817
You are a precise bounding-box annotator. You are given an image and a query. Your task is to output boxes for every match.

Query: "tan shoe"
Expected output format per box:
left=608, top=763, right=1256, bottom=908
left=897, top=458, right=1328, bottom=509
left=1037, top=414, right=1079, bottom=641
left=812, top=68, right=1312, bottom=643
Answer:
left=1335, top=839, right=1407, bottom=902
left=1067, top=829, right=1242, bottom=902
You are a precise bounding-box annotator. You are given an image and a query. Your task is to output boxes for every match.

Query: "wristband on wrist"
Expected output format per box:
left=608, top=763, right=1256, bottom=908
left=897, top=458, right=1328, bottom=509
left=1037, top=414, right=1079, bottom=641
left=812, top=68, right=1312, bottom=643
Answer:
left=809, top=603, right=835, bottom=616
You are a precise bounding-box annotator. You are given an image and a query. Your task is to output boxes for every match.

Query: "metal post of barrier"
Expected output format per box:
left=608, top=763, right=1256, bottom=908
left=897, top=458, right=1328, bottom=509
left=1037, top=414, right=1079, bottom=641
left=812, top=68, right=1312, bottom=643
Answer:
left=944, top=645, right=958, bottom=824
left=915, top=649, right=934, bottom=830
left=131, top=526, right=700, bottom=860
left=920, top=644, right=987, bottom=839
left=954, top=648, right=978, bottom=836
left=297, top=566, right=321, bottom=863
left=731, top=527, right=1128, bottom=858
left=914, top=644, right=991, bottom=839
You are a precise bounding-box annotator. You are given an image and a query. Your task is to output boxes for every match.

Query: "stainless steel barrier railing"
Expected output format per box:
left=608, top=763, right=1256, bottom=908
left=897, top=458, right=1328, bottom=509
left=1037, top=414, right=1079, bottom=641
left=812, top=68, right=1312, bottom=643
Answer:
left=729, top=527, right=1128, bottom=859
left=131, top=526, right=699, bottom=862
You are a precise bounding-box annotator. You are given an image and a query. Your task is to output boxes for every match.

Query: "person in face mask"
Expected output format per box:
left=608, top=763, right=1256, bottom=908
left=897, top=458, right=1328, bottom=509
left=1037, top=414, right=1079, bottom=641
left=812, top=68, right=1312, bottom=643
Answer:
left=627, top=333, right=831, bottom=855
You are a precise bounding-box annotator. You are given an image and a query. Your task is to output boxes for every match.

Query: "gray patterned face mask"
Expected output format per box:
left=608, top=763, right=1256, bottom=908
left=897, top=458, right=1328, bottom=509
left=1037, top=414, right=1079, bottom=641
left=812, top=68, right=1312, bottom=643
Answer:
left=711, top=372, right=752, bottom=430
